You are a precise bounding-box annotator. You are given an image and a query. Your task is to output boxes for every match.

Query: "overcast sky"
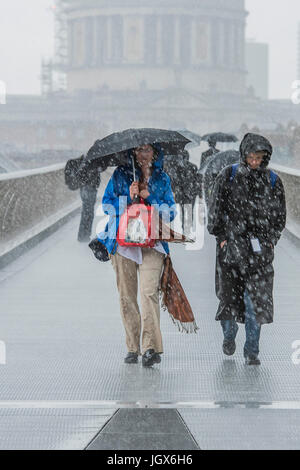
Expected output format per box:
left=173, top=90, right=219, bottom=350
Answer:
left=0, top=0, right=299, bottom=99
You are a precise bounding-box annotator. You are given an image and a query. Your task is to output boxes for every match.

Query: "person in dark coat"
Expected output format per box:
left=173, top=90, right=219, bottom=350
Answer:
left=200, top=138, right=220, bottom=171
left=207, top=133, right=286, bottom=365
left=164, top=151, right=201, bottom=233
left=77, top=168, right=101, bottom=242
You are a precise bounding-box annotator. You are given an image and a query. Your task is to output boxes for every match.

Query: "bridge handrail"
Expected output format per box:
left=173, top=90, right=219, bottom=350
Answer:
left=0, top=162, right=114, bottom=260
left=0, top=163, right=66, bottom=181
left=0, top=162, right=79, bottom=257
left=270, top=164, right=300, bottom=240
left=270, top=163, right=300, bottom=177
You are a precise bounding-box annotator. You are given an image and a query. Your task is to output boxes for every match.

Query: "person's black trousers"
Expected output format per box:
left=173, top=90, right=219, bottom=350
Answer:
left=180, top=200, right=196, bottom=233
left=78, top=185, right=97, bottom=242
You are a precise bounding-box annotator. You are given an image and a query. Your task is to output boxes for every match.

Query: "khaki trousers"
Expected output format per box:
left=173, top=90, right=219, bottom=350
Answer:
left=111, top=248, right=165, bottom=355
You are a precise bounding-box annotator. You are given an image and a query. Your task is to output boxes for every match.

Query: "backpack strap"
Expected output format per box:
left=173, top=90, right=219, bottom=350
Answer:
left=269, top=170, right=278, bottom=188
left=230, top=163, right=239, bottom=182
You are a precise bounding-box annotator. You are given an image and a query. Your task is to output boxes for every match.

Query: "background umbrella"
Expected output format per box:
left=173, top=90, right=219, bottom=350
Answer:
left=177, top=129, right=202, bottom=148
left=199, top=132, right=237, bottom=171
left=203, top=150, right=240, bottom=202
left=85, top=128, right=191, bottom=170
left=201, top=132, right=238, bottom=145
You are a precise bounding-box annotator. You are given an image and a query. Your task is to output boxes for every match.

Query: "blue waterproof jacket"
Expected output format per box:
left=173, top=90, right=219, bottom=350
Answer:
left=98, top=148, right=177, bottom=256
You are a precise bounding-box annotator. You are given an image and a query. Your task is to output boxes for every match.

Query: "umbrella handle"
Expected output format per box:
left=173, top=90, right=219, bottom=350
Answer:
left=132, top=155, right=136, bottom=181
left=132, top=195, right=140, bottom=204
left=131, top=155, right=140, bottom=204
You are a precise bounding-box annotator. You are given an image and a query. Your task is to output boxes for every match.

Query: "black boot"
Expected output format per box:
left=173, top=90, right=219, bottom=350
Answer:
left=124, top=352, right=138, bottom=364
left=245, top=356, right=261, bottom=365
left=153, top=353, right=161, bottom=364
left=142, top=349, right=156, bottom=367
left=223, top=339, right=236, bottom=356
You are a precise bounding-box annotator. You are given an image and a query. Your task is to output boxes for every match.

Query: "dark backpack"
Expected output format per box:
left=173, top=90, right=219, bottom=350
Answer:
left=64, top=156, right=87, bottom=191
left=230, top=163, right=278, bottom=188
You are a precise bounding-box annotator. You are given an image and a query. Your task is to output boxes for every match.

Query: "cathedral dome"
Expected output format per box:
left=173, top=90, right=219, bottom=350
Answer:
left=56, top=0, right=247, bottom=95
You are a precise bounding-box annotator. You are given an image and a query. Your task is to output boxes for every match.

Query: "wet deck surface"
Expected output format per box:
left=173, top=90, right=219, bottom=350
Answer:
left=0, top=212, right=299, bottom=449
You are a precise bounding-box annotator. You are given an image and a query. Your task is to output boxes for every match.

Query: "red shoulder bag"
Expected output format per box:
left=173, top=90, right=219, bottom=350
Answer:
left=117, top=198, right=158, bottom=248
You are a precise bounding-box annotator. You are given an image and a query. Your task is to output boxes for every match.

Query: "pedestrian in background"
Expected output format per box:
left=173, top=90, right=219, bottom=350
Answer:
left=164, top=151, right=201, bottom=234
left=78, top=168, right=101, bottom=242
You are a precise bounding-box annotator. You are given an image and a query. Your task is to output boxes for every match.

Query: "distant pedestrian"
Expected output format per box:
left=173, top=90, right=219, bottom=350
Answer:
left=165, top=151, right=201, bottom=233
left=200, top=138, right=220, bottom=171
left=78, top=168, right=101, bottom=242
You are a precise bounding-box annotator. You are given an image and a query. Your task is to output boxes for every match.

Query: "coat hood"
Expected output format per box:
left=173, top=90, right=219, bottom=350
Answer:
left=239, top=133, right=273, bottom=168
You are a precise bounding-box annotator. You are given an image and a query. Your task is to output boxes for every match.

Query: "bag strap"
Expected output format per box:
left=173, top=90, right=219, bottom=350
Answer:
left=230, top=163, right=239, bottom=182
left=269, top=170, right=278, bottom=188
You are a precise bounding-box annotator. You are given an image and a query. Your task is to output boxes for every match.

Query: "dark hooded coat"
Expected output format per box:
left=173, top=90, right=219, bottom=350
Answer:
left=200, top=147, right=220, bottom=171
left=164, top=153, right=201, bottom=205
left=207, top=133, right=286, bottom=324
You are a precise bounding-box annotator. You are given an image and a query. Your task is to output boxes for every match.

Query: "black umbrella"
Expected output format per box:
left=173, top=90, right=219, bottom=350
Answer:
left=85, top=128, right=191, bottom=169
left=177, top=129, right=202, bottom=148
left=201, top=132, right=238, bottom=145
left=203, top=150, right=240, bottom=201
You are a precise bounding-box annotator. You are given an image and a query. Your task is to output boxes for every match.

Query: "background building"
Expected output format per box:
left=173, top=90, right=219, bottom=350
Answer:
left=246, top=40, right=269, bottom=100
left=1, top=0, right=300, bottom=167
left=53, top=0, right=247, bottom=96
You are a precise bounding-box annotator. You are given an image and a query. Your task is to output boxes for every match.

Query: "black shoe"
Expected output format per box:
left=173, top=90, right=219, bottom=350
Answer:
left=245, top=356, right=261, bottom=365
left=153, top=353, right=161, bottom=364
left=223, top=339, right=236, bottom=356
left=142, top=349, right=156, bottom=367
left=124, top=352, right=138, bottom=364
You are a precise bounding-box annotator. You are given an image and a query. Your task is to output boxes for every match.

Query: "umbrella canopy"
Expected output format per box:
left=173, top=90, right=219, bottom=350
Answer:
left=85, top=128, right=191, bottom=169
left=177, top=129, right=202, bottom=148
left=203, top=150, right=240, bottom=201
left=201, top=132, right=238, bottom=145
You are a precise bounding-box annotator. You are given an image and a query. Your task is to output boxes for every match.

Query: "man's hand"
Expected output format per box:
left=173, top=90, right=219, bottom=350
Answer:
left=220, top=240, right=227, bottom=249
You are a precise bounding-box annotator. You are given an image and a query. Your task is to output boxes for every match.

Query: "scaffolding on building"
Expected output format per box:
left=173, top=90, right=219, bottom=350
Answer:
left=54, top=0, right=68, bottom=71
left=41, top=0, right=69, bottom=95
left=41, top=59, right=53, bottom=96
